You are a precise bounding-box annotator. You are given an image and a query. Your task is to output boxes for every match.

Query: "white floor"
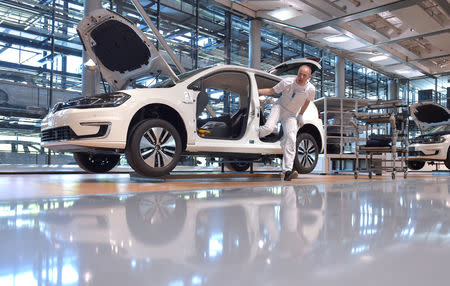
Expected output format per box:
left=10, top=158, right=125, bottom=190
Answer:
left=0, top=174, right=449, bottom=285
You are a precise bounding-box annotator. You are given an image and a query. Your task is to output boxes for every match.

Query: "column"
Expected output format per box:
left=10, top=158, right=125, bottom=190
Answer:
left=335, top=56, right=345, bottom=97
left=249, top=18, right=261, bottom=69
left=82, top=0, right=102, bottom=97
left=388, top=78, right=399, bottom=100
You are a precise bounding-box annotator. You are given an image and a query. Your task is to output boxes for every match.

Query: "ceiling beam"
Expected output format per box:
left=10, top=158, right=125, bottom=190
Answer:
left=349, top=28, right=450, bottom=51
left=302, top=0, right=424, bottom=32
left=407, top=52, right=450, bottom=63
left=433, top=0, right=450, bottom=17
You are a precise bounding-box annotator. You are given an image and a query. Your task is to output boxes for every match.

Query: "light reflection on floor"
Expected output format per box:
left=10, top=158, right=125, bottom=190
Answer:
left=0, top=175, right=449, bottom=285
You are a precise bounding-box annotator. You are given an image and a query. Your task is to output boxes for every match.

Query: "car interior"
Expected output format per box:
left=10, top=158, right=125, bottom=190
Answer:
left=195, top=71, right=250, bottom=140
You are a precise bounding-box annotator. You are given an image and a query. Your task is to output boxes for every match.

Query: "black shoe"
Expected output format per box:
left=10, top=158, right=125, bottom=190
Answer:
left=284, top=170, right=298, bottom=181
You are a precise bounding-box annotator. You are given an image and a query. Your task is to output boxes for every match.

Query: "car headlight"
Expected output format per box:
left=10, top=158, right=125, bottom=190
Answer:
left=52, top=93, right=130, bottom=112
left=410, top=136, right=445, bottom=144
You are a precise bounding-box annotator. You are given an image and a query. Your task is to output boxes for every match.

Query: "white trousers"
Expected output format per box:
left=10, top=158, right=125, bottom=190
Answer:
left=259, top=104, right=298, bottom=172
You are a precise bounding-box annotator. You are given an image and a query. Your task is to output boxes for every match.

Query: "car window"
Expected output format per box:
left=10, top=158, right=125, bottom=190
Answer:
left=199, top=71, right=249, bottom=119
left=425, top=124, right=450, bottom=134
left=271, top=64, right=300, bottom=77
left=255, top=75, right=280, bottom=94
left=255, top=75, right=281, bottom=116
left=152, top=67, right=210, bottom=88
left=196, top=71, right=250, bottom=140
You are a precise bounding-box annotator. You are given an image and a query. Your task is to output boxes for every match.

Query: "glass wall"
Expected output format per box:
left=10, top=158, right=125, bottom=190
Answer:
left=320, top=52, right=335, bottom=98
left=0, top=0, right=446, bottom=168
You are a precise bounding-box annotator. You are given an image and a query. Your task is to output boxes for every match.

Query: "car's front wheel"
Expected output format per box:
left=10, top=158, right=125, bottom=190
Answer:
left=407, top=160, right=425, bottom=170
left=74, top=152, right=120, bottom=173
left=125, top=119, right=182, bottom=177
left=294, top=133, right=319, bottom=174
left=445, top=148, right=450, bottom=170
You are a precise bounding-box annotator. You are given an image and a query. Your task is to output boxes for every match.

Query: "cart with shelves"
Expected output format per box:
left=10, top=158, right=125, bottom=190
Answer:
left=314, top=97, right=370, bottom=173
left=352, top=100, right=409, bottom=179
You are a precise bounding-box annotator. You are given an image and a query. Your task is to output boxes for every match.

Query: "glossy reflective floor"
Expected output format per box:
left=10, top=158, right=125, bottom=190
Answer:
left=0, top=173, right=449, bottom=286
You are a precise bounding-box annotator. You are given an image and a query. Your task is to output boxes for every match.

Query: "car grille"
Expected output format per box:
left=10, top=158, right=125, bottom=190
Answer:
left=408, top=148, right=439, bottom=157
left=409, top=150, right=426, bottom=156
left=41, top=126, right=76, bottom=142
left=41, top=125, right=109, bottom=142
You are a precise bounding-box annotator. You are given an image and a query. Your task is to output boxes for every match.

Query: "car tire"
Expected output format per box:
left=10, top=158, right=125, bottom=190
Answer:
left=125, top=193, right=186, bottom=244
left=407, top=160, right=425, bottom=170
left=125, top=119, right=182, bottom=177
left=294, top=133, right=319, bottom=174
left=445, top=148, right=450, bottom=170
left=225, top=160, right=251, bottom=172
left=73, top=152, right=120, bottom=173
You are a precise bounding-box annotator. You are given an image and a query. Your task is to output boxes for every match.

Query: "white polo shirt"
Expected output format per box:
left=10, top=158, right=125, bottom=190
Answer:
left=273, top=77, right=315, bottom=114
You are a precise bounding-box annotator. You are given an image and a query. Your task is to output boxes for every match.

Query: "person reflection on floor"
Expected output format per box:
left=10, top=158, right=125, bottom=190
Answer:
left=276, top=185, right=310, bottom=260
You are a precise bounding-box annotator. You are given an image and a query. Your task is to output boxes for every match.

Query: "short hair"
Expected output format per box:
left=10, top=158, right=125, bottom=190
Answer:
left=298, top=65, right=312, bottom=75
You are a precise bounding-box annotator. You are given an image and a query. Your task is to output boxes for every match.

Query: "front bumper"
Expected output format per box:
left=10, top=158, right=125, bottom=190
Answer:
left=408, top=142, right=448, bottom=161
left=41, top=106, right=130, bottom=151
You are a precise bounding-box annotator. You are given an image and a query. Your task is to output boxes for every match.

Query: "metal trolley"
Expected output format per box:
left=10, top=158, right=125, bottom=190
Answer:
left=352, top=100, right=409, bottom=179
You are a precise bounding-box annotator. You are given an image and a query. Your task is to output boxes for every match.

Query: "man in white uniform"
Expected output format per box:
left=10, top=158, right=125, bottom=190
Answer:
left=258, top=65, right=316, bottom=181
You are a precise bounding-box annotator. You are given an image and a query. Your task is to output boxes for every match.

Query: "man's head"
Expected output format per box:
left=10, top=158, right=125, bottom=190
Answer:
left=296, top=65, right=312, bottom=85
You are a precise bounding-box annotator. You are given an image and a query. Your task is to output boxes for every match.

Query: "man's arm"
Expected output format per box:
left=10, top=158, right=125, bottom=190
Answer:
left=298, top=99, right=310, bottom=115
left=296, top=99, right=311, bottom=127
left=258, top=88, right=276, bottom=96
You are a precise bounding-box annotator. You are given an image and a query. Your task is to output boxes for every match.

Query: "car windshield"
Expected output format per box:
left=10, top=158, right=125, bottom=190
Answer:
left=152, top=67, right=210, bottom=88
left=424, top=123, right=450, bottom=134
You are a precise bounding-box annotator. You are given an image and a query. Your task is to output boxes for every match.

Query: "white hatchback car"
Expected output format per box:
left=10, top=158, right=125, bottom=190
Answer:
left=408, top=101, right=450, bottom=170
left=41, top=9, right=324, bottom=177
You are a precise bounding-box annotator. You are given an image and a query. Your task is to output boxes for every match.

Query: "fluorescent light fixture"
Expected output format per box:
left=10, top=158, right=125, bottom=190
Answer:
left=175, top=36, right=190, bottom=42
left=126, top=12, right=139, bottom=19
left=268, top=7, right=302, bottom=21
left=369, top=55, right=388, bottom=62
left=395, top=69, right=411, bottom=74
left=324, top=34, right=351, bottom=43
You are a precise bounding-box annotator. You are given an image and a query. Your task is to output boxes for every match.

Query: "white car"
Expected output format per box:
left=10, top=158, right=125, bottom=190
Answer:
left=40, top=9, right=324, bottom=177
left=408, top=101, right=450, bottom=170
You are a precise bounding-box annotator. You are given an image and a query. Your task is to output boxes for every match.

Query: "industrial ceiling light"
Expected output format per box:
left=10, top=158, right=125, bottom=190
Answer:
left=268, top=7, right=301, bottom=21
left=324, top=34, right=351, bottom=43
left=395, top=69, right=411, bottom=74
left=369, top=55, right=388, bottom=62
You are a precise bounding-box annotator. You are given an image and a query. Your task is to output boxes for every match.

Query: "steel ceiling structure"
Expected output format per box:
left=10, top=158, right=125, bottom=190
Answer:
left=0, top=0, right=448, bottom=92
left=217, top=0, right=450, bottom=79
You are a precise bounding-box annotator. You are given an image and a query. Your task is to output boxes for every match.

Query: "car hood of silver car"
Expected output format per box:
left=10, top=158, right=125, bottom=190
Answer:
left=410, top=101, right=450, bottom=132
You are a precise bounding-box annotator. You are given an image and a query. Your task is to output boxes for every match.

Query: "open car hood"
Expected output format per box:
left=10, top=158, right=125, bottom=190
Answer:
left=77, top=9, right=174, bottom=91
left=268, top=57, right=322, bottom=77
left=410, top=101, right=450, bottom=132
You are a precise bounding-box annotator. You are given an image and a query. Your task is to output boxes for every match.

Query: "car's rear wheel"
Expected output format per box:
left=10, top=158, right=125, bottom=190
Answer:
left=74, top=152, right=120, bottom=173
left=125, top=119, right=182, bottom=177
left=294, top=133, right=319, bottom=174
left=407, top=160, right=425, bottom=170
left=445, top=148, right=450, bottom=170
